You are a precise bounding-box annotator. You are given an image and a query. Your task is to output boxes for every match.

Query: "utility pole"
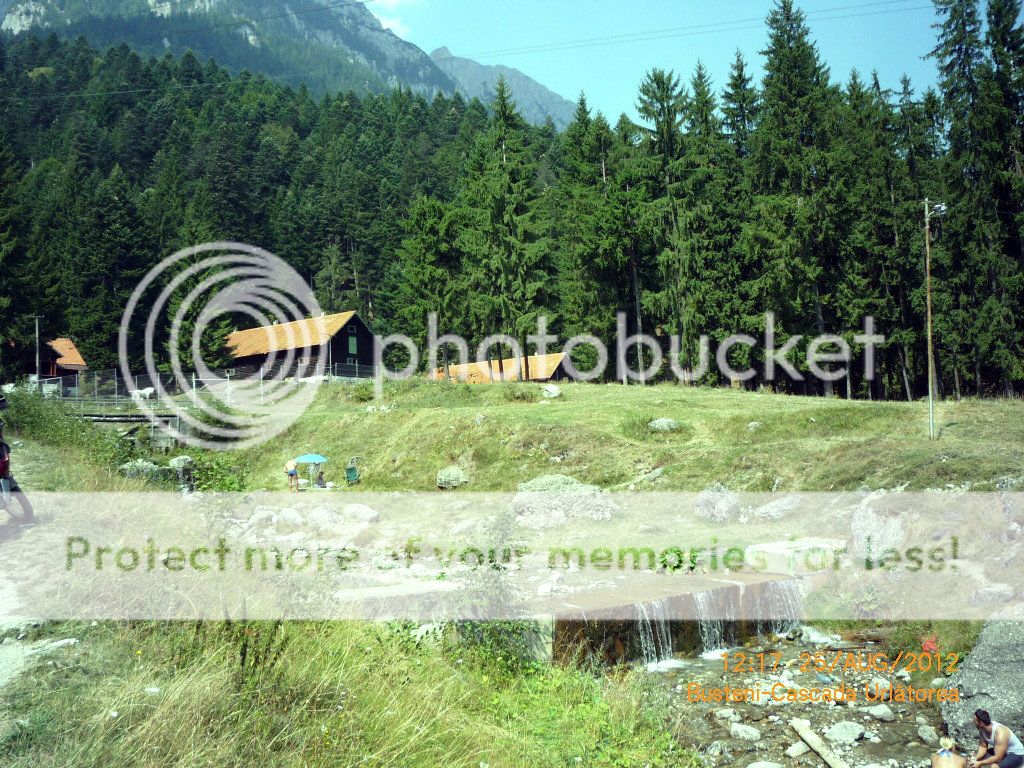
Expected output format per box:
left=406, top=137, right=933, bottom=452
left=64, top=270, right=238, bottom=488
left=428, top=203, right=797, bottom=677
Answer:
left=34, top=315, right=41, bottom=392
left=923, top=199, right=947, bottom=440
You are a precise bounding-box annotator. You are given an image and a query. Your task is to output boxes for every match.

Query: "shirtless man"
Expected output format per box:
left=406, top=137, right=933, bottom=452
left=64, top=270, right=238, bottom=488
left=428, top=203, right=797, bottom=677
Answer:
left=972, top=710, right=1024, bottom=768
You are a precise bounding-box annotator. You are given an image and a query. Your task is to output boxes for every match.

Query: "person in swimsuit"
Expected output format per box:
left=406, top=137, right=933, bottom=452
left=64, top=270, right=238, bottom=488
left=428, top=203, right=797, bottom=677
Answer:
left=284, top=459, right=299, bottom=492
left=972, top=709, right=1024, bottom=768
left=933, top=736, right=966, bottom=767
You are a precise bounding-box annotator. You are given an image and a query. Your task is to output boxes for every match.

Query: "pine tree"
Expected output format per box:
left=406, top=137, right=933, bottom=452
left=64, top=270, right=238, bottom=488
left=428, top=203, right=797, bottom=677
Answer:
left=722, top=50, right=760, bottom=159
left=746, top=0, right=839, bottom=393
left=0, top=132, right=20, bottom=379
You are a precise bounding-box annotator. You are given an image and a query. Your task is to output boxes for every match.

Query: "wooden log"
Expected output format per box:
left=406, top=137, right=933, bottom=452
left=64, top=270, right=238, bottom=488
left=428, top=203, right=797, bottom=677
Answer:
left=839, top=627, right=896, bottom=643
left=789, top=718, right=850, bottom=768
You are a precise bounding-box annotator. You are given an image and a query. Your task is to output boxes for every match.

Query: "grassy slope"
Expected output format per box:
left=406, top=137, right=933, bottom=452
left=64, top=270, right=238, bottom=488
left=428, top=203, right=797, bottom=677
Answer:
left=231, top=380, right=1024, bottom=493
left=0, top=394, right=697, bottom=768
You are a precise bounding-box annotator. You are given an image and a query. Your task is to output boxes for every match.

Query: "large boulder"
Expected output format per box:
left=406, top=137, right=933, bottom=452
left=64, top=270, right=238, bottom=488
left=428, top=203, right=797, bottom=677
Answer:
left=825, top=720, right=865, bottom=744
left=436, top=465, right=468, bottom=490
left=648, top=417, right=680, bottom=433
left=849, top=492, right=906, bottom=558
left=943, top=620, right=1024, bottom=742
left=513, top=474, right=616, bottom=529
left=695, top=482, right=739, bottom=523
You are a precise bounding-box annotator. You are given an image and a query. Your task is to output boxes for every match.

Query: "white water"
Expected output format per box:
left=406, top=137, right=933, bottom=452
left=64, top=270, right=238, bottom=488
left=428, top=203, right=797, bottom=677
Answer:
left=692, top=590, right=728, bottom=652
left=636, top=600, right=674, bottom=665
left=755, top=579, right=803, bottom=637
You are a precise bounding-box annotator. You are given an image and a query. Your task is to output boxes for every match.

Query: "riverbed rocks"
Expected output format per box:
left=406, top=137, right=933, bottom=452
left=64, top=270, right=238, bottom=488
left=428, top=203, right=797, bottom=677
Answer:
left=512, top=474, right=616, bottom=529
left=917, top=724, right=939, bottom=746
left=942, top=620, right=1024, bottom=743
left=826, top=720, right=865, bottom=744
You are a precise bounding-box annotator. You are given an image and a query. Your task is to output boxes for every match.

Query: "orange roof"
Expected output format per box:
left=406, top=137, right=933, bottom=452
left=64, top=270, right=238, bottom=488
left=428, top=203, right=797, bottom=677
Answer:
left=47, top=338, right=87, bottom=370
left=226, top=312, right=357, bottom=359
left=431, top=352, right=566, bottom=384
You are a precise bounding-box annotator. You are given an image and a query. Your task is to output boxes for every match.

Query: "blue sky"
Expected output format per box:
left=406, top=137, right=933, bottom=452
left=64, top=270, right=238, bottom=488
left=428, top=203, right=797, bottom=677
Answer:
left=368, top=0, right=944, bottom=120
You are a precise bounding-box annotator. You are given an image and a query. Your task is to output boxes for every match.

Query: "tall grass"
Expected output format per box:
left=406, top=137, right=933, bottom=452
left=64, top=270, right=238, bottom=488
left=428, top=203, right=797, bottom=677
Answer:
left=0, top=621, right=700, bottom=768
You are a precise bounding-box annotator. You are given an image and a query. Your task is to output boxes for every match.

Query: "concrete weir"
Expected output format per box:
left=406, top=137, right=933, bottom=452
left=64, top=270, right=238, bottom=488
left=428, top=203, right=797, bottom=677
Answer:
left=540, top=572, right=804, bottom=665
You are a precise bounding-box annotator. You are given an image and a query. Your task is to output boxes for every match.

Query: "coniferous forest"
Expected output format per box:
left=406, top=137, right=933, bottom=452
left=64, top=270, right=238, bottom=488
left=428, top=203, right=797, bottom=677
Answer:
left=0, top=0, right=1021, bottom=399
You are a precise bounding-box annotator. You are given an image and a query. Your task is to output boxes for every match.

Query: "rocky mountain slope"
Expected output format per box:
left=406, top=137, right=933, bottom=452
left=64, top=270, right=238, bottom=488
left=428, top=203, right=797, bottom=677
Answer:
left=0, top=0, right=575, bottom=126
left=431, top=46, right=576, bottom=129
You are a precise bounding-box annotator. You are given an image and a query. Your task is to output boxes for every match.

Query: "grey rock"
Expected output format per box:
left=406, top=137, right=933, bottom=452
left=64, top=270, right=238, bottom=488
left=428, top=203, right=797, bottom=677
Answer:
left=436, top=465, right=468, bottom=489
left=118, top=459, right=167, bottom=480
left=784, top=742, right=810, bottom=757
left=730, top=722, right=761, bottom=741
left=746, top=763, right=783, bottom=768
left=343, top=503, right=380, bottom=523
left=918, top=724, right=939, bottom=746
left=942, top=620, right=1024, bottom=743
left=513, top=474, right=616, bottom=529
left=695, top=482, right=739, bottom=522
left=868, top=703, right=896, bottom=722
left=541, top=384, right=562, bottom=399
left=714, top=708, right=740, bottom=722
left=168, top=455, right=195, bottom=471
left=850, top=491, right=906, bottom=558
left=825, top=720, right=865, bottom=744
left=648, top=417, right=681, bottom=433
left=973, top=583, right=1014, bottom=603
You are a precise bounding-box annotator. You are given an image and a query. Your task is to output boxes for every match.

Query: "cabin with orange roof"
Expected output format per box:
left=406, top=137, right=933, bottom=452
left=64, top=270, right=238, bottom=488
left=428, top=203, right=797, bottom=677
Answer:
left=430, top=352, right=568, bottom=384
left=40, top=337, right=88, bottom=377
left=225, top=311, right=375, bottom=378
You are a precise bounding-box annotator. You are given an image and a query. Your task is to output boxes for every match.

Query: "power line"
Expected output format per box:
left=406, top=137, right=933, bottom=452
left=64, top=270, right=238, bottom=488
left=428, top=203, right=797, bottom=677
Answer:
left=436, top=0, right=926, bottom=61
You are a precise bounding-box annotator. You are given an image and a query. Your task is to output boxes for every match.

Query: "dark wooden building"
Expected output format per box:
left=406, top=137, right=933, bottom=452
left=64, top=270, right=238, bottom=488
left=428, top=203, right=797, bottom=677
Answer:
left=225, top=311, right=375, bottom=378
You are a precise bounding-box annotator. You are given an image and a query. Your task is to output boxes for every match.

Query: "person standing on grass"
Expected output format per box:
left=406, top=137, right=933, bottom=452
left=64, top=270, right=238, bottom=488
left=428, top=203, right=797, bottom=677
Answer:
left=0, top=420, right=33, bottom=522
left=284, top=459, right=299, bottom=492
left=971, top=710, right=1024, bottom=767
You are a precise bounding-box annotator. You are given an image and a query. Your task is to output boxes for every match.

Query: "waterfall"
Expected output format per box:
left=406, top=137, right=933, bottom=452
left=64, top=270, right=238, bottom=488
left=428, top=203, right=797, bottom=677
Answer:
left=692, top=590, right=728, bottom=653
left=636, top=600, right=674, bottom=665
left=755, top=579, right=803, bottom=637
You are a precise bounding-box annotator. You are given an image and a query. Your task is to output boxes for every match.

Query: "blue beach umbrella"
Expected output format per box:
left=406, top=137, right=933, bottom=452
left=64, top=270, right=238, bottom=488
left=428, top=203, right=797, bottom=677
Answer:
left=294, top=454, right=328, bottom=464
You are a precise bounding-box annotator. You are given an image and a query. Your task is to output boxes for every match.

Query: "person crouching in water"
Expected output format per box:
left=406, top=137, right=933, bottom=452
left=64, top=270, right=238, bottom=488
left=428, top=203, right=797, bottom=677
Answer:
left=933, top=735, right=965, bottom=767
left=972, top=709, right=1024, bottom=767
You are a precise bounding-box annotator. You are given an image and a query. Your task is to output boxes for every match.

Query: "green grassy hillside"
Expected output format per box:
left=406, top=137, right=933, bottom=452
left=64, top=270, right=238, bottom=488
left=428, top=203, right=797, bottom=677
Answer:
left=227, top=379, right=1024, bottom=493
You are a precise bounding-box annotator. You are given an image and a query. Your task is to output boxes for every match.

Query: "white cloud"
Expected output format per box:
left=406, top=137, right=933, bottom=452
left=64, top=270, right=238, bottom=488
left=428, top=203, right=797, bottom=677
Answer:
left=371, top=11, right=412, bottom=38
left=369, top=0, right=419, bottom=37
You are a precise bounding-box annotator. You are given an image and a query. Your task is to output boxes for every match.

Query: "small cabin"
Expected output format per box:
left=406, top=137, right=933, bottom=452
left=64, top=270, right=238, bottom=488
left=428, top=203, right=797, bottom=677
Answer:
left=40, top=338, right=88, bottom=378
left=431, top=352, right=568, bottom=384
left=225, top=311, right=375, bottom=378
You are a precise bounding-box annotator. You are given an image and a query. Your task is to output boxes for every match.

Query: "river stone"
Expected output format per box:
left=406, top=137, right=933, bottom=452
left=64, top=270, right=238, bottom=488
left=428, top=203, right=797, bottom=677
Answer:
left=849, top=492, right=906, bottom=558
left=647, top=418, right=680, bottom=432
left=730, top=722, right=761, bottom=741
left=942, top=620, right=1024, bottom=743
left=825, top=720, right=865, bottom=744
left=714, top=708, right=740, bottom=722
left=918, top=724, right=939, bottom=746
left=168, top=455, right=194, bottom=471
left=343, top=503, right=380, bottom=523
left=118, top=458, right=166, bottom=480
left=784, top=742, right=810, bottom=757
left=746, top=762, right=783, bottom=768
left=868, top=703, right=896, bottom=722
left=541, top=384, right=561, bottom=399
left=695, top=482, right=739, bottom=523
left=513, top=474, right=616, bottom=529
left=436, top=465, right=468, bottom=489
